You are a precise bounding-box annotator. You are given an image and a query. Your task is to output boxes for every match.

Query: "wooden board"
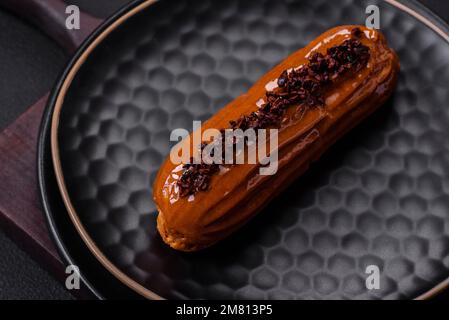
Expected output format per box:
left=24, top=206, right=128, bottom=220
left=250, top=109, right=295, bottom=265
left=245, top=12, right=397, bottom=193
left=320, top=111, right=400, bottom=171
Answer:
left=0, top=0, right=102, bottom=299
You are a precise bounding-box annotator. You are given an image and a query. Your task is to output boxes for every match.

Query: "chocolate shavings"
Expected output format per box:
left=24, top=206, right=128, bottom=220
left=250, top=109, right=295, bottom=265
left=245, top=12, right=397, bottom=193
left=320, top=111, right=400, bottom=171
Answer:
left=177, top=28, right=370, bottom=197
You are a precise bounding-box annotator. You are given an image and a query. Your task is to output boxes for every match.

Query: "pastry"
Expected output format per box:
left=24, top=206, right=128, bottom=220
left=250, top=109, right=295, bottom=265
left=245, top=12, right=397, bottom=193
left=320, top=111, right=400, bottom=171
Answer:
left=153, top=25, right=400, bottom=251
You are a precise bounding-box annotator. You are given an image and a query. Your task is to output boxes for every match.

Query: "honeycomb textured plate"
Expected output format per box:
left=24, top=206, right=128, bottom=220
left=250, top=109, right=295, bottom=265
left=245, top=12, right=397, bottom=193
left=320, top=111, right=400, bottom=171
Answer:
left=54, top=0, right=449, bottom=299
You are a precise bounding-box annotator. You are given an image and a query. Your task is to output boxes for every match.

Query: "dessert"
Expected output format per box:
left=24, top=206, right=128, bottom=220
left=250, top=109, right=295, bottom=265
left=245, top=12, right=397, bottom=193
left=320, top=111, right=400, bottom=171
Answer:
left=153, top=25, right=400, bottom=251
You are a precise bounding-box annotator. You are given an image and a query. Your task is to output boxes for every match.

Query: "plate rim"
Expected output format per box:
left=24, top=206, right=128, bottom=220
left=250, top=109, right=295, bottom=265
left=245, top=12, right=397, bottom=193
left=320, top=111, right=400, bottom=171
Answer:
left=42, top=0, right=449, bottom=300
left=38, top=113, right=104, bottom=299
left=38, top=0, right=158, bottom=300
left=50, top=0, right=163, bottom=300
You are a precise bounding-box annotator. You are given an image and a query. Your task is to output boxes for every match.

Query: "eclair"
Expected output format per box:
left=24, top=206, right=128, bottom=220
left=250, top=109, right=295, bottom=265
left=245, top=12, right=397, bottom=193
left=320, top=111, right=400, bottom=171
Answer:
left=153, top=26, right=400, bottom=252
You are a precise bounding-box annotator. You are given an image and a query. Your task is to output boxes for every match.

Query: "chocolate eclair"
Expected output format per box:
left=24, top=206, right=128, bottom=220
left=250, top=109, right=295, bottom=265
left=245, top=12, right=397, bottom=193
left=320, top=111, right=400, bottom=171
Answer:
left=153, top=26, right=400, bottom=252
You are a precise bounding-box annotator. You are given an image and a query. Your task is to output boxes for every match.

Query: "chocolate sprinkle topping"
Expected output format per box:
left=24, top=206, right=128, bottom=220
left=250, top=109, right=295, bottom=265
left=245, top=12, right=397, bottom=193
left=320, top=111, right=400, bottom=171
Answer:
left=177, top=28, right=370, bottom=197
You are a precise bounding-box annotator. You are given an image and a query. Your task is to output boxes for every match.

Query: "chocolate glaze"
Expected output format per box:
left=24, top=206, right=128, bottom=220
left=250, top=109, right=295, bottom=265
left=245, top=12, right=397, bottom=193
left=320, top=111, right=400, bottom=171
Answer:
left=153, top=25, right=400, bottom=252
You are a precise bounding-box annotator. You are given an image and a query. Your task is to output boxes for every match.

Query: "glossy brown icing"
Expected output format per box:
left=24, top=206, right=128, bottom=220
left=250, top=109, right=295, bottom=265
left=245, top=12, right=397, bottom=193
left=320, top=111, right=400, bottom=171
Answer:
left=153, top=25, right=400, bottom=252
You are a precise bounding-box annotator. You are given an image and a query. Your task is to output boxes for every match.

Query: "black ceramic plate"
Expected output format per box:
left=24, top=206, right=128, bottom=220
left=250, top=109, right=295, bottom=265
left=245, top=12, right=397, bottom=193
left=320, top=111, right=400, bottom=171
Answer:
left=40, top=0, right=449, bottom=299
left=39, top=95, right=142, bottom=300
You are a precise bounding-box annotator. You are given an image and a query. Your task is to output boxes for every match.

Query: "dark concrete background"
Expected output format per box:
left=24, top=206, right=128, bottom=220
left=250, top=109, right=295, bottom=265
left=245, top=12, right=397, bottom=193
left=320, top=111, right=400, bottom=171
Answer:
left=0, top=0, right=447, bottom=300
